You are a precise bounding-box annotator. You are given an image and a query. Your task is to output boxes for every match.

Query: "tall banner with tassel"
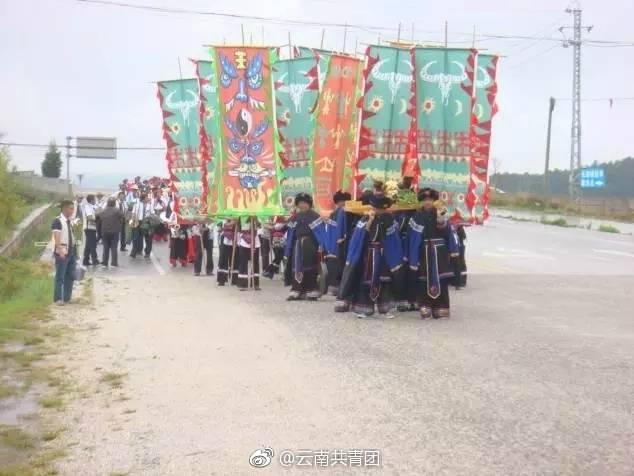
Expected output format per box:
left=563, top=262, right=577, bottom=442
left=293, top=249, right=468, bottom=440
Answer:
left=312, top=54, right=363, bottom=215
left=194, top=58, right=222, bottom=216
left=273, top=55, right=320, bottom=210
left=357, top=45, right=415, bottom=191
left=157, top=78, right=204, bottom=221
left=467, top=54, right=499, bottom=223
left=412, top=47, right=477, bottom=221
left=211, top=46, right=284, bottom=217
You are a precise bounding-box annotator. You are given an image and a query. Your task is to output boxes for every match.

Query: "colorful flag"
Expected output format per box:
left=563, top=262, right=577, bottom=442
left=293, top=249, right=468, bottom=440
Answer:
left=312, top=54, right=363, bottom=215
left=273, top=56, right=320, bottom=210
left=157, top=78, right=204, bottom=221
left=194, top=58, right=222, bottom=216
left=211, top=46, right=284, bottom=217
left=467, top=54, right=500, bottom=223
left=412, top=48, right=477, bottom=221
left=357, top=45, right=415, bottom=191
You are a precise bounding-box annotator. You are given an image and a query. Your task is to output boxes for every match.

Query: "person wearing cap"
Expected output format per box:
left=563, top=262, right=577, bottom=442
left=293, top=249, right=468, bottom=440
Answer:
left=326, top=190, right=357, bottom=296
left=406, top=188, right=460, bottom=319
left=335, top=192, right=404, bottom=319
left=284, top=193, right=334, bottom=301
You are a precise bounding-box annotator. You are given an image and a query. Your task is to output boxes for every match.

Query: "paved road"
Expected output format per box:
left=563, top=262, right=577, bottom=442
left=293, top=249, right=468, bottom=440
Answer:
left=55, top=218, right=634, bottom=475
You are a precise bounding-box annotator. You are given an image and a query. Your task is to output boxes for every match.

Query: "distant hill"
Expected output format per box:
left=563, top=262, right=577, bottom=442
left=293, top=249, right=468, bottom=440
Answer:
left=491, top=157, right=634, bottom=197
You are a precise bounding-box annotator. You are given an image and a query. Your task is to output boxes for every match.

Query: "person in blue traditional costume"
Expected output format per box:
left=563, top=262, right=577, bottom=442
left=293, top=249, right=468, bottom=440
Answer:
left=335, top=193, right=404, bottom=319
left=326, top=190, right=358, bottom=296
left=393, top=176, right=418, bottom=312
left=284, top=193, right=333, bottom=301
left=407, top=188, right=460, bottom=319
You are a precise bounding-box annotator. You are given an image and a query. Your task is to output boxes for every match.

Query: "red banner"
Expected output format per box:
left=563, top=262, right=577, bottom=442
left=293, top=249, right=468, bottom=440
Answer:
left=312, top=54, right=363, bottom=215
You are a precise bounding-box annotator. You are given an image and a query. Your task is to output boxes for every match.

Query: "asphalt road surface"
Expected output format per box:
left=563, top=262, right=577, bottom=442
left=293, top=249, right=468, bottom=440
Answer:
left=55, top=217, right=634, bottom=475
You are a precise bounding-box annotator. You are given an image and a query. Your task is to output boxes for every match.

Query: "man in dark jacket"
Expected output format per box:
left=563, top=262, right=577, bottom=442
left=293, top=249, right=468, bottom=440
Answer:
left=98, top=198, right=124, bottom=268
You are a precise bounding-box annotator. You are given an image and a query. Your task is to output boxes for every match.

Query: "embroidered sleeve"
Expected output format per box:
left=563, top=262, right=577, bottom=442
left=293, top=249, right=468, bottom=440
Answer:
left=408, top=217, right=424, bottom=233
left=308, top=217, right=324, bottom=230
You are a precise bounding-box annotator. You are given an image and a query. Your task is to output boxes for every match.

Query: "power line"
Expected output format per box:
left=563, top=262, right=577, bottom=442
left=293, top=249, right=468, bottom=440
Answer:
left=76, top=0, right=634, bottom=45
left=0, top=142, right=163, bottom=150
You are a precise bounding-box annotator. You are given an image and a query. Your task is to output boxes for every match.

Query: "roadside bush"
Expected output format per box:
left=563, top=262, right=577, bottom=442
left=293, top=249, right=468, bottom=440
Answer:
left=541, top=217, right=569, bottom=227
left=598, top=224, right=620, bottom=233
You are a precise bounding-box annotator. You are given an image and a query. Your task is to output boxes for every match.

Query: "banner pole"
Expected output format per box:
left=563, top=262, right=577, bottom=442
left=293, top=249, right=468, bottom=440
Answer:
left=320, top=29, right=325, bottom=49
left=343, top=23, right=348, bottom=53
left=241, top=24, right=245, bottom=45
left=288, top=31, right=292, bottom=59
left=444, top=21, right=448, bottom=47
left=397, top=22, right=401, bottom=43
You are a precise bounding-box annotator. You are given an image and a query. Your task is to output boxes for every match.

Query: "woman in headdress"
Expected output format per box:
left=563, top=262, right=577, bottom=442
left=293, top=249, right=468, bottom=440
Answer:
left=284, top=193, right=333, bottom=301
left=335, top=192, right=404, bottom=318
left=407, top=188, right=459, bottom=319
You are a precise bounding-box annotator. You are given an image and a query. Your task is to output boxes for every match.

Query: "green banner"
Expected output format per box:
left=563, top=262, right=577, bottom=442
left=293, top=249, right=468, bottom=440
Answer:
left=413, top=48, right=476, bottom=220
left=195, top=58, right=222, bottom=216
left=157, top=78, right=204, bottom=220
left=273, top=56, right=319, bottom=210
left=357, top=45, right=414, bottom=189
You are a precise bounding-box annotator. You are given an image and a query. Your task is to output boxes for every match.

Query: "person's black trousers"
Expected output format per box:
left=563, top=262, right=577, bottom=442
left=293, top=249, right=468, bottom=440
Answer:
left=102, top=232, right=120, bottom=267
left=120, top=220, right=127, bottom=251
left=83, top=229, right=98, bottom=265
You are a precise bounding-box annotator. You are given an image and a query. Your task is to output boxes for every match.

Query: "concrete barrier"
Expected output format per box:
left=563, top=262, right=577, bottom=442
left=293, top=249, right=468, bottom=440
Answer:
left=0, top=203, right=53, bottom=257
left=12, top=172, right=74, bottom=197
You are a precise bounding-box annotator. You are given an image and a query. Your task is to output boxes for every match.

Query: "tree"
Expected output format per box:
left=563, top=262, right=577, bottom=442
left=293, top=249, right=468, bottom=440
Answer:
left=41, top=141, right=62, bottom=178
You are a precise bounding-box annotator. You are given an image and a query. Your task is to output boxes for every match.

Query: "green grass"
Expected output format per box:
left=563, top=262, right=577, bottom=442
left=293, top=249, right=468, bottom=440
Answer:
left=0, top=426, right=37, bottom=451
left=540, top=217, right=569, bottom=227
left=0, top=207, right=57, bottom=345
left=38, top=396, right=64, bottom=410
left=598, top=224, right=620, bottom=233
left=100, top=372, right=127, bottom=390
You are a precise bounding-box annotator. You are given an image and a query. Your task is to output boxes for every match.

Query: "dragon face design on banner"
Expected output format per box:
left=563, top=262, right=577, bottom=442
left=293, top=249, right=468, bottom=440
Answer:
left=212, top=47, right=284, bottom=217
left=224, top=108, right=272, bottom=189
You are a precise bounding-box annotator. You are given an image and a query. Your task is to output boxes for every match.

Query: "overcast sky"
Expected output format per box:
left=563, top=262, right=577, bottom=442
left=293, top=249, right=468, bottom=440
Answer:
left=1, top=0, right=632, bottom=182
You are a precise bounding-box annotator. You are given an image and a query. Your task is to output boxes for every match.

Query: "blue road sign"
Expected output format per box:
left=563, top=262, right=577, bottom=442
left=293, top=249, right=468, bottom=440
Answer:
left=580, top=167, right=605, bottom=189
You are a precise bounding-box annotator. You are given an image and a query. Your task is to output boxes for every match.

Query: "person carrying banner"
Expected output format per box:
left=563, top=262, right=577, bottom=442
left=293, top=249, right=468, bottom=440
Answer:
left=217, top=219, right=238, bottom=286
left=236, top=217, right=261, bottom=291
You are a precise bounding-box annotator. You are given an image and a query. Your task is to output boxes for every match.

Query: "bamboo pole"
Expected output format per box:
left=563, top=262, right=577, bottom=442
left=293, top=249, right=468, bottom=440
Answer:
left=320, top=29, right=325, bottom=49
left=444, top=21, right=448, bottom=47
left=241, top=24, right=245, bottom=45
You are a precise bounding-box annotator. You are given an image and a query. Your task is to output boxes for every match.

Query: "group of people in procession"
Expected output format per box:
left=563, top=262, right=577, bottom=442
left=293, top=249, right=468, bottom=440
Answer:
left=53, top=174, right=469, bottom=319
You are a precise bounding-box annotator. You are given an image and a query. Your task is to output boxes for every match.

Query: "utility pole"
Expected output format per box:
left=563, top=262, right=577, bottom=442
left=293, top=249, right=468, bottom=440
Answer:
left=65, top=136, right=72, bottom=196
left=544, top=97, right=556, bottom=195
left=560, top=5, right=592, bottom=203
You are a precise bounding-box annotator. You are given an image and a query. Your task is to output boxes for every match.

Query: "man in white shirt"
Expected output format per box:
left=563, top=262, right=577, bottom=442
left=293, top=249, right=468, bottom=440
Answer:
left=81, top=194, right=99, bottom=266
left=51, top=200, right=77, bottom=305
left=130, top=194, right=153, bottom=260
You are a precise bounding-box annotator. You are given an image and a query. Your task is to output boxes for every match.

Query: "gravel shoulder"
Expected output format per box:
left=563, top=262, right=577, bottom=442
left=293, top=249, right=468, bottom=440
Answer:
left=53, top=271, right=634, bottom=475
